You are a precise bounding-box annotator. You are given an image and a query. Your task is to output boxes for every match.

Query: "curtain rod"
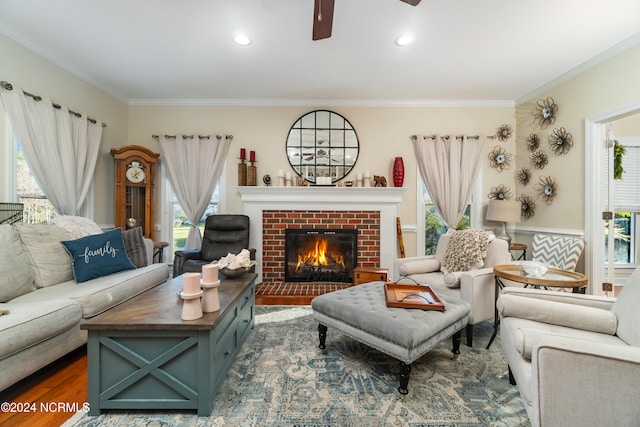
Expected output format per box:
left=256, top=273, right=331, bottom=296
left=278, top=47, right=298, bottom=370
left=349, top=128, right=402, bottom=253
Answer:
left=411, top=134, right=497, bottom=140
left=152, top=134, right=233, bottom=140
left=0, top=80, right=107, bottom=128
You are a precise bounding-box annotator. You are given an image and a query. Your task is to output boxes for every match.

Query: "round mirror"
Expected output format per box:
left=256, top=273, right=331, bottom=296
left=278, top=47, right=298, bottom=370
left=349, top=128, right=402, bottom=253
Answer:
left=286, top=110, right=359, bottom=185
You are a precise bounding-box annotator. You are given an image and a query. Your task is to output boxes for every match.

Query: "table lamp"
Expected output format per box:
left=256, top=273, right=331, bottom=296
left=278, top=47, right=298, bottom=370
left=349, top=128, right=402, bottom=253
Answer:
left=486, top=199, right=521, bottom=243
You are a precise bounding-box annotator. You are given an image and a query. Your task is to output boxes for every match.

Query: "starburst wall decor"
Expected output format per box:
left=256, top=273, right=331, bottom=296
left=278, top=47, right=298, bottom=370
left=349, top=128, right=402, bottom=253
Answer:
left=535, top=175, right=558, bottom=205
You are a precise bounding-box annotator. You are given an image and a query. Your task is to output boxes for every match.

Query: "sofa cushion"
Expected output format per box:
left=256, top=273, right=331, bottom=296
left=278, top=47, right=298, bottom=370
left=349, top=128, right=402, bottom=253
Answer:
left=612, top=267, right=640, bottom=346
left=0, top=224, right=35, bottom=302
left=50, top=215, right=103, bottom=239
left=122, top=227, right=149, bottom=268
left=398, top=258, right=440, bottom=276
left=0, top=299, right=81, bottom=359
left=441, top=229, right=491, bottom=273
left=61, top=228, right=136, bottom=283
left=9, top=263, right=170, bottom=318
left=17, top=223, right=74, bottom=288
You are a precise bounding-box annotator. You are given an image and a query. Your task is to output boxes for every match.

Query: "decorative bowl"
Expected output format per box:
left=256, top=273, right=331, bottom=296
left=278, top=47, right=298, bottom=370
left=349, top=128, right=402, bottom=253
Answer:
left=521, top=261, right=547, bottom=277
left=219, top=261, right=256, bottom=279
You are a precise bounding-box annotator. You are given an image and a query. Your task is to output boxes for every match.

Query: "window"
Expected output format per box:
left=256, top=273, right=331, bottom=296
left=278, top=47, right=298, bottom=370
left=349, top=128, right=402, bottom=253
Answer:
left=170, top=190, right=219, bottom=253
left=422, top=185, right=471, bottom=255
left=162, top=164, right=225, bottom=265
left=603, top=138, right=640, bottom=265
left=15, top=141, right=56, bottom=223
left=416, top=167, right=482, bottom=256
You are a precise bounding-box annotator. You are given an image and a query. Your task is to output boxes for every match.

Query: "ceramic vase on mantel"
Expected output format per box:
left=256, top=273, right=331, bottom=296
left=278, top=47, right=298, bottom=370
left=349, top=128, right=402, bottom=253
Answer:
left=393, top=156, right=404, bottom=187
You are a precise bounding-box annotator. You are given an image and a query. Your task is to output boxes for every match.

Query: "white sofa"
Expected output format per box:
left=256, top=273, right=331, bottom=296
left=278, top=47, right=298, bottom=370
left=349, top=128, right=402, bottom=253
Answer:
left=497, top=268, right=640, bottom=427
left=0, top=222, right=169, bottom=392
left=394, top=230, right=510, bottom=346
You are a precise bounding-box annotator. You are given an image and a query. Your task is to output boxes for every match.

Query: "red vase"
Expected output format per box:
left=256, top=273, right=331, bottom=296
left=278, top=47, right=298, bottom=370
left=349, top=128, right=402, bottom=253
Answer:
left=393, top=157, right=404, bottom=187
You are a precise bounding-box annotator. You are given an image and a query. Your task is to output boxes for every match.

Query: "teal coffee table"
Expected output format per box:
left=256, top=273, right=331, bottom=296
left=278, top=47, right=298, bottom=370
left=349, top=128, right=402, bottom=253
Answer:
left=81, top=273, right=256, bottom=416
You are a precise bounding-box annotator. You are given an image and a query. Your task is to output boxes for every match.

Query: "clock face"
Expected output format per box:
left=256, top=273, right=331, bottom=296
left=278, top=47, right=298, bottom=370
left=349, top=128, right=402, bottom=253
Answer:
left=126, top=161, right=146, bottom=183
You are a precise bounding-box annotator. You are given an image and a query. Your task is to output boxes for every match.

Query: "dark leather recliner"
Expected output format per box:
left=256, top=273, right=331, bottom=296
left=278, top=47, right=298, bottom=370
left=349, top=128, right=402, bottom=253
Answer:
left=173, top=214, right=255, bottom=277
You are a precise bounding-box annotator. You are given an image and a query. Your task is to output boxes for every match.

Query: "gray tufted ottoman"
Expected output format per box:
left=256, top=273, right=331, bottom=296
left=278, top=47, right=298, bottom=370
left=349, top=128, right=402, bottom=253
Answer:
left=311, top=281, right=471, bottom=394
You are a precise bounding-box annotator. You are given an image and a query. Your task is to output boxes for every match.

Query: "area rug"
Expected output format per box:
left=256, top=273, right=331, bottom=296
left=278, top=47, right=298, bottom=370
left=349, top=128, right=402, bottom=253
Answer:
left=63, top=306, right=529, bottom=427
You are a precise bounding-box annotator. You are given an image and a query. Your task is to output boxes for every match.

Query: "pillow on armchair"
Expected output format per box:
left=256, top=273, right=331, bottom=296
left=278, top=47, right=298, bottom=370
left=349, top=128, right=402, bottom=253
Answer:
left=441, top=229, right=493, bottom=273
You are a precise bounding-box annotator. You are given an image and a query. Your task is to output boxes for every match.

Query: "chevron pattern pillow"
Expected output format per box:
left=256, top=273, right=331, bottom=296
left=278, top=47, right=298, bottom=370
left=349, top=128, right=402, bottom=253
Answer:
left=531, top=234, right=585, bottom=271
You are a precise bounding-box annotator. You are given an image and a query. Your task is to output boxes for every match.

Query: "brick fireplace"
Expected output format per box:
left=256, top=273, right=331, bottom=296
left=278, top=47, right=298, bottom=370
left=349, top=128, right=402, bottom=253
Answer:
left=237, top=187, right=406, bottom=283
left=263, top=211, right=378, bottom=283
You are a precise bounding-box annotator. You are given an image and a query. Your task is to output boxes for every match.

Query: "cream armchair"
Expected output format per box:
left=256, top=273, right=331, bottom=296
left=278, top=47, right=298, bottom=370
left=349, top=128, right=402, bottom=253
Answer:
left=497, top=268, right=640, bottom=427
left=393, top=230, right=510, bottom=346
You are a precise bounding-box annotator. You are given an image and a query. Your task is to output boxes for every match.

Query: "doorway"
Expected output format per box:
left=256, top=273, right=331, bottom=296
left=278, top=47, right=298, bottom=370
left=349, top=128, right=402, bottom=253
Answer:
left=586, top=105, right=640, bottom=295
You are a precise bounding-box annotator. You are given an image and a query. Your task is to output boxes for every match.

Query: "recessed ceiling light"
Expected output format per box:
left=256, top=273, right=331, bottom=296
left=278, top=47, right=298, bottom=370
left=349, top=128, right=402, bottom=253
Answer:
left=233, top=34, right=252, bottom=46
left=395, top=34, right=414, bottom=46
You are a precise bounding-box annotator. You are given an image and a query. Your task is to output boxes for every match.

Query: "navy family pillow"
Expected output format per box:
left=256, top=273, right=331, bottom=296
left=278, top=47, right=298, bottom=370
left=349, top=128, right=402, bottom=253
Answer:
left=61, top=228, right=136, bottom=283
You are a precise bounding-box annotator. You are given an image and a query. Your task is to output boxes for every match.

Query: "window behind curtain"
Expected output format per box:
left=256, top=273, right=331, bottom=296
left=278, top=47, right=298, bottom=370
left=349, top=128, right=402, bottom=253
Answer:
left=170, top=186, right=219, bottom=254
left=422, top=184, right=471, bottom=255
left=16, top=140, right=56, bottom=223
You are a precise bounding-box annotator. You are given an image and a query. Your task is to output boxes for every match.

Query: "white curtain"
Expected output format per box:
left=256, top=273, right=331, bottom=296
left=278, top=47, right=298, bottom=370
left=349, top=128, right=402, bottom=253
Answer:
left=0, top=84, right=102, bottom=215
left=158, top=134, right=231, bottom=250
left=412, top=135, right=486, bottom=229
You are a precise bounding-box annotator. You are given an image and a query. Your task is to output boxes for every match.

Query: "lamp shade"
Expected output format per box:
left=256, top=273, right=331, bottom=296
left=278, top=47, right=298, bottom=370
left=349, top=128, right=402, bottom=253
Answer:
left=486, top=199, right=521, bottom=223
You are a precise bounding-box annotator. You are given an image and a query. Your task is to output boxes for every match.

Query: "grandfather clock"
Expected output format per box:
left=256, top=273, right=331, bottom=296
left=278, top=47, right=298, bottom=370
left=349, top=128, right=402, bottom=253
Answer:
left=111, top=145, right=160, bottom=239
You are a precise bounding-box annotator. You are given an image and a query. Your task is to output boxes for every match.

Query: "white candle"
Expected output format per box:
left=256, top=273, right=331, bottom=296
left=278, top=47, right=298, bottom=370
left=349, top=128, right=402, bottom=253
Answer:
left=278, top=169, right=284, bottom=177
left=357, top=173, right=362, bottom=180
left=365, top=170, right=370, bottom=178
left=183, top=273, right=201, bottom=294
left=202, top=264, right=218, bottom=283
left=286, top=172, right=292, bottom=180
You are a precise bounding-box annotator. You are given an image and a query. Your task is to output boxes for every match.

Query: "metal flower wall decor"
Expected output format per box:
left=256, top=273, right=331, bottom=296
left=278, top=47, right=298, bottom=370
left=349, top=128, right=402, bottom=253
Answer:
left=532, top=97, right=558, bottom=129
left=488, top=145, right=512, bottom=171
left=488, top=184, right=513, bottom=200
left=496, top=124, right=512, bottom=141
left=517, top=167, right=531, bottom=186
left=529, top=150, right=548, bottom=169
left=535, top=175, right=558, bottom=205
left=517, top=194, right=536, bottom=219
left=526, top=133, right=540, bottom=151
left=548, top=127, right=573, bottom=155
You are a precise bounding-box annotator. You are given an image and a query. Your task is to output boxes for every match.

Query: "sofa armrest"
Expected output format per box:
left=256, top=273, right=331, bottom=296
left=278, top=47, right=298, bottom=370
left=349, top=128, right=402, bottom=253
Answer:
left=501, top=286, right=615, bottom=310
left=531, top=335, right=640, bottom=427
left=498, top=293, right=617, bottom=335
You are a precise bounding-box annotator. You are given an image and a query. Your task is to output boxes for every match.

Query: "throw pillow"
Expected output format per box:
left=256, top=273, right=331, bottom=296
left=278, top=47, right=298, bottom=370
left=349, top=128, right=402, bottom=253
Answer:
left=0, top=224, right=35, bottom=302
left=440, top=229, right=491, bottom=273
left=122, top=227, right=149, bottom=268
left=50, top=215, right=103, bottom=239
left=17, top=223, right=74, bottom=288
left=61, top=228, right=136, bottom=283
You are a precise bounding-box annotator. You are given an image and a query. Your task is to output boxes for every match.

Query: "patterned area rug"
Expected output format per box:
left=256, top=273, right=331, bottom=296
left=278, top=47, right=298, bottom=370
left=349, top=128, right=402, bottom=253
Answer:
left=63, top=306, right=529, bottom=427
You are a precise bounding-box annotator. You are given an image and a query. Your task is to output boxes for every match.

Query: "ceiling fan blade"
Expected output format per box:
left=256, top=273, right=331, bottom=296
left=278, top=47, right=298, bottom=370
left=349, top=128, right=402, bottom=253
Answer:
left=400, top=0, right=421, bottom=5
left=312, top=0, right=335, bottom=41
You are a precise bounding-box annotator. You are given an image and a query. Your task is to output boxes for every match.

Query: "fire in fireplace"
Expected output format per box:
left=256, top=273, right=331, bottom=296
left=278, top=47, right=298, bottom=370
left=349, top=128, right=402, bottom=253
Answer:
left=285, top=229, right=357, bottom=283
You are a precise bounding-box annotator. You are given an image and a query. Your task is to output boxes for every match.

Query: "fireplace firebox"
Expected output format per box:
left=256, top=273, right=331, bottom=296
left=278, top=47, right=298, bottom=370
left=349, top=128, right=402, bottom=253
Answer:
left=285, top=229, right=357, bottom=283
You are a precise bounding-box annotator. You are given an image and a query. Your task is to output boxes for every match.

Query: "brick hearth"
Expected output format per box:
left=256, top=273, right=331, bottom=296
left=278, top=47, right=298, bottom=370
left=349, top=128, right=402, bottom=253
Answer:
left=256, top=282, right=351, bottom=305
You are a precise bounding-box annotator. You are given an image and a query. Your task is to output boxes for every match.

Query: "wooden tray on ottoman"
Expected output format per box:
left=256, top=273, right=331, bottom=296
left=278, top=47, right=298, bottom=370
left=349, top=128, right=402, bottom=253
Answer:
left=384, top=282, right=445, bottom=311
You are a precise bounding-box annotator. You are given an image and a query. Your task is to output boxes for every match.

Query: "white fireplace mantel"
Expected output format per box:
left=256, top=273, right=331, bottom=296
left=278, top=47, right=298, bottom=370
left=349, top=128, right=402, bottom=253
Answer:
left=237, top=186, right=407, bottom=282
